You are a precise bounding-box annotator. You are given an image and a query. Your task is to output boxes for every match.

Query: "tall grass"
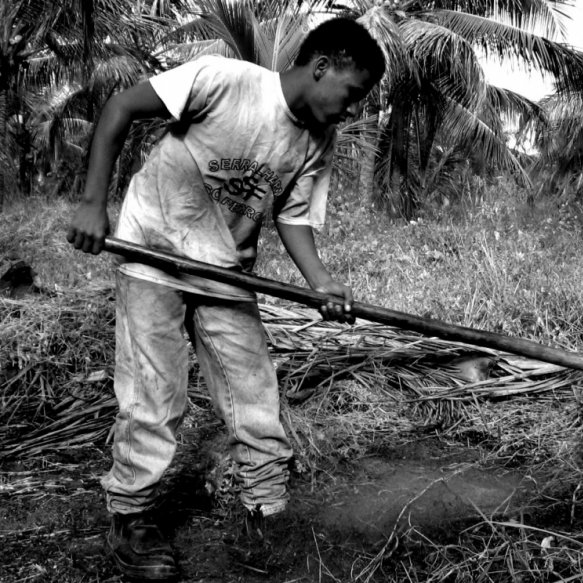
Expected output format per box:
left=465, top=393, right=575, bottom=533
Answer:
left=0, top=198, right=119, bottom=288
left=258, top=180, right=583, bottom=352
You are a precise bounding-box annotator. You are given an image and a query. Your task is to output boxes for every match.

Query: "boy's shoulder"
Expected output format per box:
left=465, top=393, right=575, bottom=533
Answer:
left=178, top=54, right=271, bottom=80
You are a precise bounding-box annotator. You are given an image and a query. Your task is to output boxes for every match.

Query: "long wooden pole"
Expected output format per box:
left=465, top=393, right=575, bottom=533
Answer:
left=104, top=236, right=583, bottom=372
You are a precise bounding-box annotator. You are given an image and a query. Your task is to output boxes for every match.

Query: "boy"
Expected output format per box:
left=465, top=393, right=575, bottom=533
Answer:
left=68, top=17, right=384, bottom=581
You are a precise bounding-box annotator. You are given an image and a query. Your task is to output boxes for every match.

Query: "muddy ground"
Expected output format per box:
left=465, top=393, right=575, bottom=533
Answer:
left=1, top=407, right=548, bottom=583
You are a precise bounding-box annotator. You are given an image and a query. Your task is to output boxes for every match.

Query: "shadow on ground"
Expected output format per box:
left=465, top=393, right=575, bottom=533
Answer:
left=0, top=420, right=540, bottom=583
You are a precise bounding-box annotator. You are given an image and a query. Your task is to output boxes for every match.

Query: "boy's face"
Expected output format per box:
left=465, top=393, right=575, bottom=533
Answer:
left=307, top=57, right=374, bottom=127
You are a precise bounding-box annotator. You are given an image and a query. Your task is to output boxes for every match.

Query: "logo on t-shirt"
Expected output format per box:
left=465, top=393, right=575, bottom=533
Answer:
left=208, top=158, right=283, bottom=196
left=205, top=158, right=285, bottom=223
left=223, top=175, right=267, bottom=201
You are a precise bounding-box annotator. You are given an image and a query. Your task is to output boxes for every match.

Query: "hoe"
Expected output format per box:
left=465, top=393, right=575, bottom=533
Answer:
left=104, top=236, right=583, bottom=373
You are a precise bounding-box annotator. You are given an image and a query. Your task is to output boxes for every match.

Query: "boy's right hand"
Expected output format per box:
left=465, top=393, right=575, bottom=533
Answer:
left=65, top=81, right=169, bottom=256
left=67, top=200, right=110, bottom=255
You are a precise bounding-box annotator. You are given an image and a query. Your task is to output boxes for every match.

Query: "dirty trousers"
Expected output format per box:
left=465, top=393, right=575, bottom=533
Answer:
left=101, top=272, right=292, bottom=516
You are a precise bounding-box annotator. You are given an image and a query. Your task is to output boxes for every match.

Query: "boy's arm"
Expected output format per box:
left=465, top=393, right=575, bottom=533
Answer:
left=67, top=81, right=171, bottom=255
left=276, top=222, right=354, bottom=324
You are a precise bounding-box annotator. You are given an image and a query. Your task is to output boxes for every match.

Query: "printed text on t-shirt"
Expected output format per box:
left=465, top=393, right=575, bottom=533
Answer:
left=204, top=183, right=262, bottom=223
left=208, top=159, right=283, bottom=196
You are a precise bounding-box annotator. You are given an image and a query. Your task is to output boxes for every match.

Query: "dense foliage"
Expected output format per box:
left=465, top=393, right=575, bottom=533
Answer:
left=1, top=0, right=582, bottom=216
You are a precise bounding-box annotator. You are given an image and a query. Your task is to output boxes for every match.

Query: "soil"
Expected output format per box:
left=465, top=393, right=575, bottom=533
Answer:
left=0, top=412, right=542, bottom=583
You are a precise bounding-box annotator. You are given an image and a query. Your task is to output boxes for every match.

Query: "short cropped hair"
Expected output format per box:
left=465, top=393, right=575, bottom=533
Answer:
left=296, top=17, right=385, bottom=84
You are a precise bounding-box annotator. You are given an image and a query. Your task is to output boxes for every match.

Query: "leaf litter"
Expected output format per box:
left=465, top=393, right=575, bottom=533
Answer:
left=3, top=288, right=583, bottom=581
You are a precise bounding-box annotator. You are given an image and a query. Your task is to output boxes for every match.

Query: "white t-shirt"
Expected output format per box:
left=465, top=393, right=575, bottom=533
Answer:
left=115, top=55, right=336, bottom=300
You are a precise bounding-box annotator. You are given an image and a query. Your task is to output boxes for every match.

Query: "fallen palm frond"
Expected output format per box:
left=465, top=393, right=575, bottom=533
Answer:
left=261, top=304, right=583, bottom=473
left=0, top=286, right=117, bottom=460
left=1, top=290, right=582, bottom=463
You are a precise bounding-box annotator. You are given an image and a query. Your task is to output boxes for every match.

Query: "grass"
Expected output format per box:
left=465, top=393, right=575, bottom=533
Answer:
left=3, top=181, right=583, bottom=353
left=0, top=198, right=119, bottom=289
left=3, top=182, right=583, bottom=581
left=260, top=181, right=583, bottom=351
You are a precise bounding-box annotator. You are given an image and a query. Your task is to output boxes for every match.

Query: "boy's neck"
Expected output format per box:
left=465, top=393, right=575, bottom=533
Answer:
left=279, top=67, right=311, bottom=125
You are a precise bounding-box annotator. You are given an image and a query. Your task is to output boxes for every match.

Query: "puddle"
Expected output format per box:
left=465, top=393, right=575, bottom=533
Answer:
left=320, top=455, right=534, bottom=544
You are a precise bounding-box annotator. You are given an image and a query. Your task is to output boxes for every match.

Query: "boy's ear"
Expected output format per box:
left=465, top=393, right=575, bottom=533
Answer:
left=313, top=55, right=331, bottom=81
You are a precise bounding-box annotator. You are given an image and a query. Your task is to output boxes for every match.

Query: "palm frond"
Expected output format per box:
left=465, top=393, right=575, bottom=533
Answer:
left=189, top=0, right=261, bottom=64
left=486, top=84, right=545, bottom=122
left=357, top=5, right=407, bottom=89
left=157, top=38, right=235, bottom=63
left=334, top=115, right=381, bottom=178
left=264, top=10, right=310, bottom=72
left=481, top=84, right=546, bottom=148
left=427, top=9, right=583, bottom=93
left=91, top=54, right=149, bottom=89
left=441, top=95, right=530, bottom=183
left=31, top=85, right=95, bottom=162
left=400, top=18, right=487, bottom=110
left=152, top=13, right=214, bottom=48
left=337, top=116, right=380, bottom=150
left=3, top=293, right=578, bottom=461
left=529, top=90, right=583, bottom=195
left=57, top=0, right=160, bottom=43
left=155, top=1, right=313, bottom=71
left=424, top=0, right=571, bottom=41
left=423, top=146, right=471, bottom=200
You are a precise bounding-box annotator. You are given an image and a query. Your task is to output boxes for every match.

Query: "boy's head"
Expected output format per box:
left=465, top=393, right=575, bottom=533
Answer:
left=295, top=17, right=385, bottom=127
left=296, top=18, right=385, bottom=84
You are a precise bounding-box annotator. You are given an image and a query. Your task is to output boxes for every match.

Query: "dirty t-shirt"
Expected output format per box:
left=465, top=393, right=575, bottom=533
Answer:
left=115, top=55, right=336, bottom=300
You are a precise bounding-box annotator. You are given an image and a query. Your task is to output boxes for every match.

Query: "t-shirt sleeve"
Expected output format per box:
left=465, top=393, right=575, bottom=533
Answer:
left=275, top=132, right=336, bottom=231
left=149, top=56, right=224, bottom=122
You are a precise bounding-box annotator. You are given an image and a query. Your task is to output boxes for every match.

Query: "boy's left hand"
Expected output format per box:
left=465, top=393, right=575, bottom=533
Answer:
left=274, top=222, right=355, bottom=324
left=314, top=280, right=355, bottom=324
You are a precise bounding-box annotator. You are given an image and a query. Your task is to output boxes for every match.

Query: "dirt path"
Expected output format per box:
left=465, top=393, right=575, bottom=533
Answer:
left=1, top=414, right=538, bottom=583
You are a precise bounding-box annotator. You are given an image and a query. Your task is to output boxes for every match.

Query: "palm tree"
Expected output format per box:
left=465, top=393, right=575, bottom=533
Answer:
left=0, top=0, right=161, bottom=208
left=0, top=0, right=36, bottom=208
left=149, top=0, right=306, bottom=70
left=342, top=0, right=583, bottom=218
left=8, top=0, right=582, bottom=219
left=529, top=90, right=583, bottom=199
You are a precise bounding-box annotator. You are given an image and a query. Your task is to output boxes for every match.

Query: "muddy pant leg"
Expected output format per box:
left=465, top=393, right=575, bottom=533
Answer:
left=101, top=273, right=189, bottom=514
left=186, top=298, right=293, bottom=516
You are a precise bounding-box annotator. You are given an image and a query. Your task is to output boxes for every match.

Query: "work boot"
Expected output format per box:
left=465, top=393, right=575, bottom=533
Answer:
left=106, top=512, right=178, bottom=580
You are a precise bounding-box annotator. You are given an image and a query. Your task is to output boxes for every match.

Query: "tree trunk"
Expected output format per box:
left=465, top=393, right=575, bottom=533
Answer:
left=389, top=162, right=403, bottom=218
left=417, top=106, right=439, bottom=193
left=17, top=114, right=32, bottom=197
left=359, top=139, right=376, bottom=198
left=0, top=86, right=8, bottom=211
left=358, top=113, right=381, bottom=200
left=386, top=107, right=409, bottom=219
left=358, top=90, right=383, bottom=200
